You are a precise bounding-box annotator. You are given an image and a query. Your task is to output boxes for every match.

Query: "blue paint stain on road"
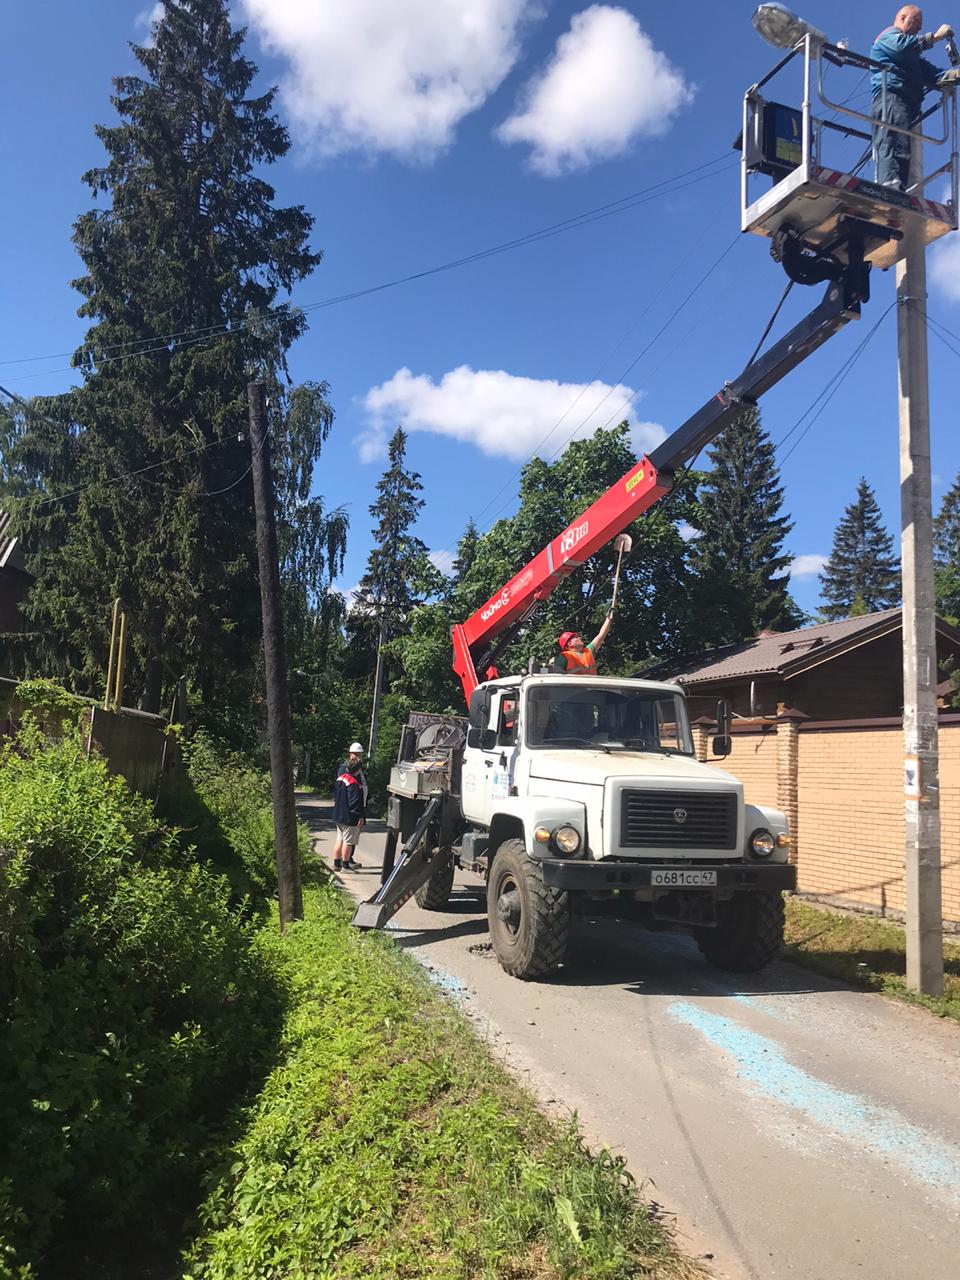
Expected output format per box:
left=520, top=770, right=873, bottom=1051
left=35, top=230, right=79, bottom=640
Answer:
left=667, top=1001, right=960, bottom=1202
left=427, top=966, right=467, bottom=999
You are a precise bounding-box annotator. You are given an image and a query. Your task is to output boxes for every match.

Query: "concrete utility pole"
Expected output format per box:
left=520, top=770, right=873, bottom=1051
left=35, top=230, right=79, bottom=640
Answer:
left=248, top=380, right=303, bottom=928
left=896, top=141, right=943, bottom=996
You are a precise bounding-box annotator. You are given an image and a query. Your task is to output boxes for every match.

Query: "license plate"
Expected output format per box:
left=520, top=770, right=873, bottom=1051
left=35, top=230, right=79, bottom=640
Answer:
left=651, top=869, right=717, bottom=888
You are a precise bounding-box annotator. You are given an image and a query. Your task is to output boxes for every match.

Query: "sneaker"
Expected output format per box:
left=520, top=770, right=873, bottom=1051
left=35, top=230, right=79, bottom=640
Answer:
left=344, top=858, right=362, bottom=870
left=333, top=859, right=343, bottom=871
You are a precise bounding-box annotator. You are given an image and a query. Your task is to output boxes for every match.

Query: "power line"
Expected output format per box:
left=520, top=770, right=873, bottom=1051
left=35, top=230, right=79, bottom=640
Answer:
left=467, top=225, right=716, bottom=525
left=8, top=434, right=240, bottom=511
left=474, top=232, right=743, bottom=532
left=776, top=301, right=896, bottom=466
left=0, top=154, right=736, bottom=381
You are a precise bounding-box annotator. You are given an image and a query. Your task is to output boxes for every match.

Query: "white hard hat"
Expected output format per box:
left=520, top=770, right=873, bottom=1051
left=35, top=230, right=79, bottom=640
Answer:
left=348, top=742, right=364, bottom=754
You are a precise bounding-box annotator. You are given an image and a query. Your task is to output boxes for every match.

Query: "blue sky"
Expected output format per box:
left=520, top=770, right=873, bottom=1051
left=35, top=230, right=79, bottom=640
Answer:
left=2, top=0, right=960, bottom=617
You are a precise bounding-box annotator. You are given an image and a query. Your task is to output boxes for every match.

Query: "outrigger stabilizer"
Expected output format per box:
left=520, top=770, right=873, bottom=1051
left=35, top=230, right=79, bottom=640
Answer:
left=352, top=793, right=450, bottom=930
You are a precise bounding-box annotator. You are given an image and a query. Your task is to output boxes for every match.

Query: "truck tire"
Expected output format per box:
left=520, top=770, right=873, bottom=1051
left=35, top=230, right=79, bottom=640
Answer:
left=488, top=839, right=569, bottom=980
left=696, top=890, right=785, bottom=973
left=414, top=851, right=455, bottom=910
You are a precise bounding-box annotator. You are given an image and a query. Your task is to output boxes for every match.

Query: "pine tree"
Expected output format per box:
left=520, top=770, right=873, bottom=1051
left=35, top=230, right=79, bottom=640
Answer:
left=934, top=471, right=960, bottom=622
left=354, top=428, right=431, bottom=629
left=1, top=0, right=329, bottom=715
left=818, top=478, right=901, bottom=619
left=689, top=407, right=803, bottom=644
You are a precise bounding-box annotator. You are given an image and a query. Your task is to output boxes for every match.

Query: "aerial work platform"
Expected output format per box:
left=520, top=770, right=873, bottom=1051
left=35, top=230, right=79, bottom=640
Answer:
left=741, top=32, right=958, bottom=271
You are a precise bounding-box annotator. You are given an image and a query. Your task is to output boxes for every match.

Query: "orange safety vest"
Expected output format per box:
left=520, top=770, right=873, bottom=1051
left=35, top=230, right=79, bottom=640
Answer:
left=561, top=647, right=596, bottom=670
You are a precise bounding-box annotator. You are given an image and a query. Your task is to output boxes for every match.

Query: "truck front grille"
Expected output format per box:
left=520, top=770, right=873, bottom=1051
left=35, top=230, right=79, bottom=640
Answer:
left=619, top=789, right=737, bottom=850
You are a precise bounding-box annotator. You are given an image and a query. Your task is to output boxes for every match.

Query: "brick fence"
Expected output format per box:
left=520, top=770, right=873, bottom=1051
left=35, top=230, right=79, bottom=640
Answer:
left=694, top=712, right=960, bottom=926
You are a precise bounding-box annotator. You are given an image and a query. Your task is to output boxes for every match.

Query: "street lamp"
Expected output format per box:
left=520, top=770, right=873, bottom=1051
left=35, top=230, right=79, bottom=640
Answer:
left=752, top=3, right=825, bottom=49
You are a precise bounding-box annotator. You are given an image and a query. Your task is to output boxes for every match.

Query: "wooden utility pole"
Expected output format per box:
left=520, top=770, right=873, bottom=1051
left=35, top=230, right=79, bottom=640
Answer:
left=248, top=380, right=303, bottom=927
left=368, top=610, right=387, bottom=759
left=896, top=141, right=943, bottom=995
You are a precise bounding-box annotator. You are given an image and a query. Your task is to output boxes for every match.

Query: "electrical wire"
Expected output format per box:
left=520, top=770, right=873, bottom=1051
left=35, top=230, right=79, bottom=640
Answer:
left=776, top=300, right=897, bottom=465
left=11, top=435, right=241, bottom=510
left=474, top=232, right=743, bottom=532
left=0, top=153, right=736, bottom=379
left=468, top=225, right=716, bottom=526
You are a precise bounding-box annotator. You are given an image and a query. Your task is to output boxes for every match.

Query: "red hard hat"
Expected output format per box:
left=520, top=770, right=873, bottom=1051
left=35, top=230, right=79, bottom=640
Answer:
left=558, top=631, right=577, bottom=649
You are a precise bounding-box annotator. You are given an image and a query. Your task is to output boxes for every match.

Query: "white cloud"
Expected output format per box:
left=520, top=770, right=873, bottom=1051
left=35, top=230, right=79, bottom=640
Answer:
left=429, top=549, right=457, bottom=576
left=135, top=2, right=164, bottom=42
left=790, top=554, right=828, bottom=579
left=678, top=521, right=700, bottom=543
left=360, top=364, right=665, bottom=462
left=241, top=0, right=535, bottom=161
left=930, top=232, right=960, bottom=304
left=497, top=6, right=693, bottom=174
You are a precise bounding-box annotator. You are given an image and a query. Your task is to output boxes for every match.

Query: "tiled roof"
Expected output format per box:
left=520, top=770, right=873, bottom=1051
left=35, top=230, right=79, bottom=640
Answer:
left=639, top=607, right=947, bottom=685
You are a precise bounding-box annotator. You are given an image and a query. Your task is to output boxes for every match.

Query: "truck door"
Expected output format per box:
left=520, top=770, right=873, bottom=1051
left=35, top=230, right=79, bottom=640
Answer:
left=462, top=689, right=518, bottom=828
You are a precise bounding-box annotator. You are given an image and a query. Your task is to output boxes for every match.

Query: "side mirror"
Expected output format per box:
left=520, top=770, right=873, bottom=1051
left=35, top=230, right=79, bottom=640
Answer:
left=713, top=698, right=732, bottom=757
left=480, top=728, right=498, bottom=751
left=466, top=726, right=483, bottom=749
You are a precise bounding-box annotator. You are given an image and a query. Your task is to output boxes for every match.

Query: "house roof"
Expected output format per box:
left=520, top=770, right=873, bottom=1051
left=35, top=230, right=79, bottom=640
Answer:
left=639, top=608, right=960, bottom=687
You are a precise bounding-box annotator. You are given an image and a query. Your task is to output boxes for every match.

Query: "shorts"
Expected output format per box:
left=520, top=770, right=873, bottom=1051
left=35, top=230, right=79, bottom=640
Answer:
left=336, top=823, right=360, bottom=846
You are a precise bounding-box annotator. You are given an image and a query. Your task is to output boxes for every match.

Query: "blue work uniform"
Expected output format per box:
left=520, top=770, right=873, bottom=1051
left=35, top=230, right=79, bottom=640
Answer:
left=871, top=27, right=946, bottom=190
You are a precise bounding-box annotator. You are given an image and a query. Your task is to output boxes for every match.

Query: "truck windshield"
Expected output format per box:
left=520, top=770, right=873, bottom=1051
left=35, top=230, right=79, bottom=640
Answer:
left=524, top=684, right=693, bottom=755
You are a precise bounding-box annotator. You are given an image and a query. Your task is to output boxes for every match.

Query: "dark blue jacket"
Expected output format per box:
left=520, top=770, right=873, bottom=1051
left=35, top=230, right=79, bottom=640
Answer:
left=871, top=27, right=944, bottom=113
left=333, top=763, right=365, bottom=825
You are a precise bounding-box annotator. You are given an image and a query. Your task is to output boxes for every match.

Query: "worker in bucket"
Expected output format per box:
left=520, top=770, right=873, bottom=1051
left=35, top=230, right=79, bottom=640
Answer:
left=871, top=7, right=960, bottom=191
left=554, top=613, right=613, bottom=672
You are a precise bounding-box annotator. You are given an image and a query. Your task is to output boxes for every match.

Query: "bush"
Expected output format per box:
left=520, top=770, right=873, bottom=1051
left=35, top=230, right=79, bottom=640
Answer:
left=170, top=730, right=310, bottom=899
left=0, top=719, right=283, bottom=1274
left=184, top=887, right=700, bottom=1280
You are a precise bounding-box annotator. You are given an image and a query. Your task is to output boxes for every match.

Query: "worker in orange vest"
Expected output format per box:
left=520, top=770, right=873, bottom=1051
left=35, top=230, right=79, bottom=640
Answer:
left=554, top=613, right=612, bottom=672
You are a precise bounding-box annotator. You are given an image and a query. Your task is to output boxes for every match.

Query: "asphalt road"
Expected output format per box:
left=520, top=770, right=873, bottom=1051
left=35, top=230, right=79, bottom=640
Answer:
left=298, top=798, right=960, bottom=1280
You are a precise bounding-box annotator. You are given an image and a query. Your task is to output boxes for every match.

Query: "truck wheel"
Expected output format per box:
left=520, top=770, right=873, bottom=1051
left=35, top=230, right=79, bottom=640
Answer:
left=696, top=890, right=785, bottom=973
left=488, top=839, right=569, bottom=980
left=414, top=851, right=455, bottom=910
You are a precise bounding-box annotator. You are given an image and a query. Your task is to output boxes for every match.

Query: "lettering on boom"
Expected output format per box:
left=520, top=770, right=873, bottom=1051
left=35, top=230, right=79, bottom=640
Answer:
left=625, top=469, right=645, bottom=494
left=560, top=520, right=589, bottom=558
left=478, top=566, right=536, bottom=623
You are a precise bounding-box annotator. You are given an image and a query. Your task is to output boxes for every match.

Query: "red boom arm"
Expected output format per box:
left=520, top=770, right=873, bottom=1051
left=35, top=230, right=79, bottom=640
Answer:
left=451, top=457, right=671, bottom=702
left=450, top=249, right=872, bottom=705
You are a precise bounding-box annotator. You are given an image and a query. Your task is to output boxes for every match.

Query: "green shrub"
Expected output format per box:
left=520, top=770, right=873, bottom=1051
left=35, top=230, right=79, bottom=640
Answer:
left=173, top=730, right=291, bottom=898
left=184, top=887, right=700, bottom=1280
left=0, top=719, right=283, bottom=1273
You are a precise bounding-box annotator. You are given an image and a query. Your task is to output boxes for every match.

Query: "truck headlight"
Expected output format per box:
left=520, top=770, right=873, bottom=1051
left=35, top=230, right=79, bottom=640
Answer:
left=749, top=828, right=775, bottom=858
left=553, top=825, right=581, bottom=855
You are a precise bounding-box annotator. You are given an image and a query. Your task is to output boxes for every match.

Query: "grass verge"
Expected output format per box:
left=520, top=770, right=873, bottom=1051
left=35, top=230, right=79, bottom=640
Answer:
left=184, top=884, right=704, bottom=1280
left=783, top=898, right=960, bottom=1022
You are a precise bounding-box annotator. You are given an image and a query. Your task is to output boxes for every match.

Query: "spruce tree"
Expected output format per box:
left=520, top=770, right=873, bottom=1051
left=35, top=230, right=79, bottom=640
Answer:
left=689, top=407, right=803, bottom=644
left=818, top=478, right=901, bottom=619
left=1, top=0, right=328, bottom=715
left=934, top=471, right=960, bottom=622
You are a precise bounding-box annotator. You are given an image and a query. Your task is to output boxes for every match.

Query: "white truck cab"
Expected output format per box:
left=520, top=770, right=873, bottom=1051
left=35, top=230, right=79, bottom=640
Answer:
left=458, top=673, right=795, bottom=978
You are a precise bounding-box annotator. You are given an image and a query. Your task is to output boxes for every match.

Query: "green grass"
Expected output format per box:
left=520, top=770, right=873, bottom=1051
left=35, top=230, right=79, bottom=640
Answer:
left=183, top=883, right=704, bottom=1280
left=783, top=898, right=960, bottom=1022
